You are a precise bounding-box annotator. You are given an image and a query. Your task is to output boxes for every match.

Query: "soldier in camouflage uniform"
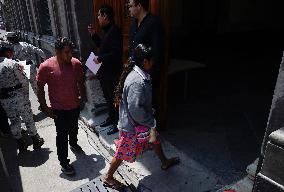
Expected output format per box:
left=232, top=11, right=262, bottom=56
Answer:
left=0, top=41, right=44, bottom=152
left=6, top=32, right=46, bottom=94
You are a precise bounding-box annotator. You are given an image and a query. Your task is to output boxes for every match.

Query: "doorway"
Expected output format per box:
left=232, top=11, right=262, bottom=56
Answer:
left=166, top=0, right=281, bottom=185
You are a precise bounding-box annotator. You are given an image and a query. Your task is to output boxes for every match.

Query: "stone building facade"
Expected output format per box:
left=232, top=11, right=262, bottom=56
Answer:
left=0, top=0, right=111, bottom=124
left=0, top=0, right=94, bottom=60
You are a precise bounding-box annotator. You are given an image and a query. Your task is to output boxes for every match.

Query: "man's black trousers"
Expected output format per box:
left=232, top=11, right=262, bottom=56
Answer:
left=53, top=108, right=80, bottom=166
left=99, top=76, right=118, bottom=124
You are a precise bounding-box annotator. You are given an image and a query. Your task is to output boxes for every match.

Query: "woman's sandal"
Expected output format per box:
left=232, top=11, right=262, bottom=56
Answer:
left=161, top=157, right=180, bottom=171
left=102, top=176, right=125, bottom=190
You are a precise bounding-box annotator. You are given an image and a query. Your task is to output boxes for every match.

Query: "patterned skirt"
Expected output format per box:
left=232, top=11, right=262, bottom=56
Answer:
left=114, top=131, right=160, bottom=163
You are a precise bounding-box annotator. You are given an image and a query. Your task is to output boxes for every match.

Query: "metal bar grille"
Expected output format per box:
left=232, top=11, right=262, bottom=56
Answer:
left=71, top=177, right=131, bottom=192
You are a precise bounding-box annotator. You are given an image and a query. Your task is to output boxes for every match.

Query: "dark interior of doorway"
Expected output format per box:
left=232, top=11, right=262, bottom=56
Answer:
left=164, top=0, right=283, bottom=186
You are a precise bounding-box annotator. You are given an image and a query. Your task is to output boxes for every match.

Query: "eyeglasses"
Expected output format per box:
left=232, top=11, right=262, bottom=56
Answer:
left=97, top=12, right=104, bottom=19
left=128, top=3, right=136, bottom=8
left=60, top=37, right=69, bottom=43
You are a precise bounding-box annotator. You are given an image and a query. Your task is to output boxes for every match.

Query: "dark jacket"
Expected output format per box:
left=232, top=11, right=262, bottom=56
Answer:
left=129, top=13, right=164, bottom=73
left=91, top=24, right=123, bottom=79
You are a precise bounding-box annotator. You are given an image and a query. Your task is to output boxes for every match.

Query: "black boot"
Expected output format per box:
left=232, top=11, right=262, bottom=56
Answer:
left=107, top=126, right=118, bottom=135
left=31, top=134, right=44, bottom=150
left=16, top=138, right=28, bottom=153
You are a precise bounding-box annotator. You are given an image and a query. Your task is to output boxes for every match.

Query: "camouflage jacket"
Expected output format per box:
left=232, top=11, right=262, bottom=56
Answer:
left=0, top=57, right=28, bottom=93
left=13, top=42, right=46, bottom=63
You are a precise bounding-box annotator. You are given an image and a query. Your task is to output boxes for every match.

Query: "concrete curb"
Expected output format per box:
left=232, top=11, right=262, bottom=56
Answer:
left=79, top=115, right=221, bottom=192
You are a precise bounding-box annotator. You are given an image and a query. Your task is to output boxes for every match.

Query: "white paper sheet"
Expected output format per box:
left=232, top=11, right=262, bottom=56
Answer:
left=18, top=60, right=30, bottom=79
left=85, top=52, right=101, bottom=75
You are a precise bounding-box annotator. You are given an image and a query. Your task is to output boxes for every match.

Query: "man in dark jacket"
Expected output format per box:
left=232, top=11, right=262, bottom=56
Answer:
left=88, top=4, right=123, bottom=135
left=128, top=0, right=165, bottom=128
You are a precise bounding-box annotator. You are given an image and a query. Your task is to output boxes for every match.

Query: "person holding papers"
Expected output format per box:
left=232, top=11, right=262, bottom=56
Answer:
left=88, top=4, right=123, bottom=135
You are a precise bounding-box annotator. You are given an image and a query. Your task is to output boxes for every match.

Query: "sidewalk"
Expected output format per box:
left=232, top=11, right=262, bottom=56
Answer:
left=0, top=84, right=115, bottom=192
left=2, top=112, right=218, bottom=192
left=80, top=112, right=221, bottom=192
left=80, top=78, right=222, bottom=191
left=0, top=116, right=114, bottom=192
left=1, top=80, right=221, bottom=192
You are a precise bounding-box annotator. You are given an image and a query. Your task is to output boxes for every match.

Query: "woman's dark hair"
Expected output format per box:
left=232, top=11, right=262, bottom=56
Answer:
left=100, top=4, right=114, bottom=21
left=134, top=0, right=149, bottom=11
left=114, top=44, right=152, bottom=107
left=55, top=37, right=73, bottom=51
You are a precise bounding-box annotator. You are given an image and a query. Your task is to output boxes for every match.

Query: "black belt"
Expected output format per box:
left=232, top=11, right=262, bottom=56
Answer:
left=1, top=84, right=22, bottom=93
left=26, top=60, right=33, bottom=65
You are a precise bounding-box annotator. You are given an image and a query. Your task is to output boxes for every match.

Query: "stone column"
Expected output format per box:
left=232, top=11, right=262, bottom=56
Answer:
left=69, top=0, right=81, bottom=52
left=25, top=0, right=35, bottom=32
left=54, top=0, right=69, bottom=37
left=250, top=51, right=284, bottom=190
left=28, top=0, right=39, bottom=34
left=220, top=52, right=284, bottom=192
left=260, top=52, right=284, bottom=157
left=253, top=128, right=284, bottom=191
left=80, top=70, right=108, bottom=129
left=66, top=0, right=94, bottom=61
left=47, top=0, right=57, bottom=37
left=246, top=51, right=284, bottom=190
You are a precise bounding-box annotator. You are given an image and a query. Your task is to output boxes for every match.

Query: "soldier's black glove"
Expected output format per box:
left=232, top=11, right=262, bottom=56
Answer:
left=26, top=60, right=33, bottom=65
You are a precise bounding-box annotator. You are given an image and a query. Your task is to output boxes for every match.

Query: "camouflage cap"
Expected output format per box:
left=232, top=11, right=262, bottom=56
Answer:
left=5, top=32, right=17, bottom=38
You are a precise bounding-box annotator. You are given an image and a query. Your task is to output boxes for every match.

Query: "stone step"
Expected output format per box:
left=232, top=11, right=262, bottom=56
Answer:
left=217, top=177, right=254, bottom=192
left=79, top=117, right=220, bottom=192
left=246, top=159, right=258, bottom=180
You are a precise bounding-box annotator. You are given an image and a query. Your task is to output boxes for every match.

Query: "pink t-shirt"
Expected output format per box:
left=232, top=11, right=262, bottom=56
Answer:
left=37, top=57, right=84, bottom=110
